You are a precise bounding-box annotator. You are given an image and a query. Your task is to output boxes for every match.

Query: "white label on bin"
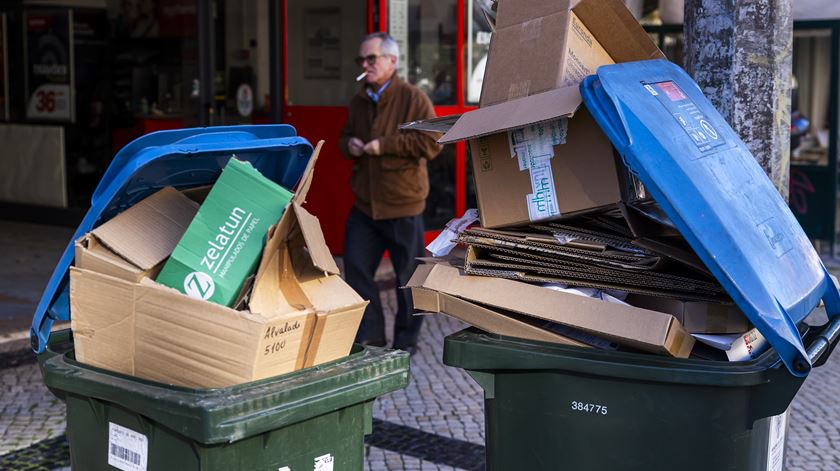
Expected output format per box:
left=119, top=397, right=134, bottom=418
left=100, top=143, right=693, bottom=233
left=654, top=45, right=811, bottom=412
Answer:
left=278, top=467, right=291, bottom=471
left=108, top=422, right=148, bottom=471
left=766, top=410, right=788, bottom=471
left=314, top=453, right=334, bottom=471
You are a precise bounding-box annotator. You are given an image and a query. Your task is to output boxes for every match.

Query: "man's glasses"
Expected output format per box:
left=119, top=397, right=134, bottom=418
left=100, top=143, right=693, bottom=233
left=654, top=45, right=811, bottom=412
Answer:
left=355, top=54, right=387, bottom=67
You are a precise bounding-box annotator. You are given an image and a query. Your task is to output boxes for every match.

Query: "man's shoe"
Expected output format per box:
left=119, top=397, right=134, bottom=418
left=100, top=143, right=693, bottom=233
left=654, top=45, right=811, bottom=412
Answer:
left=357, top=338, right=387, bottom=347
left=393, top=343, right=418, bottom=357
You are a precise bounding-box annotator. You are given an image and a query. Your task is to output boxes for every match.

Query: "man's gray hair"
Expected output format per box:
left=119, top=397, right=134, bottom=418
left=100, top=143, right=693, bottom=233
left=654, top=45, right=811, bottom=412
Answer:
left=363, top=32, right=400, bottom=68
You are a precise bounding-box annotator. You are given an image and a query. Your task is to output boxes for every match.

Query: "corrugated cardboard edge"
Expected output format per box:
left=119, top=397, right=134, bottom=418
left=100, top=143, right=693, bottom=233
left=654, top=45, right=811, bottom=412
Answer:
left=254, top=140, right=338, bottom=293
left=443, top=0, right=663, bottom=145
left=293, top=140, right=323, bottom=206
left=410, top=285, right=588, bottom=348
left=411, top=261, right=694, bottom=357
left=439, top=86, right=583, bottom=144
left=302, top=303, right=366, bottom=368
left=572, top=0, right=665, bottom=63
left=69, top=267, right=136, bottom=376
left=294, top=204, right=340, bottom=275
left=663, top=317, right=695, bottom=359
left=91, top=187, right=199, bottom=270
left=75, top=235, right=147, bottom=283
left=494, top=0, right=576, bottom=29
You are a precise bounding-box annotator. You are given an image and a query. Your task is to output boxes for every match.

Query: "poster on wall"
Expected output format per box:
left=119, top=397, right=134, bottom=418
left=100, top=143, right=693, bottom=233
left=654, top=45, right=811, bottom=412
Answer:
left=303, top=8, right=341, bottom=79
left=389, top=0, right=409, bottom=81
left=0, top=14, right=8, bottom=121
left=24, top=9, right=74, bottom=122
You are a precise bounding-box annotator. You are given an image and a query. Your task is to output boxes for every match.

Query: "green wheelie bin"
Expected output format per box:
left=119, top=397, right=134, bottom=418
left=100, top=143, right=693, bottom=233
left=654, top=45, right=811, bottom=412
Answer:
left=30, top=125, right=410, bottom=470
left=443, top=325, right=835, bottom=470
left=41, top=329, right=407, bottom=470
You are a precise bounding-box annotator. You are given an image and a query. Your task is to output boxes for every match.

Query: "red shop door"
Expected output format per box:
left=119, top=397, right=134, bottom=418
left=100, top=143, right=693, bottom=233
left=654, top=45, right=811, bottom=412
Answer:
left=282, top=0, right=371, bottom=254
left=283, top=0, right=487, bottom=254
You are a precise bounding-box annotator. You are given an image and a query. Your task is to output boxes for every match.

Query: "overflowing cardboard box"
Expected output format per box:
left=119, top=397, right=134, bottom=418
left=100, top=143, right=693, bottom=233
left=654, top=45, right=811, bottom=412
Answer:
left=436, top=0, right=664, bottom=228
left=480, top=6, right=614, bottom=106
left=407, top=261, right=694, bottom=358
left=70, top=142, right=367, bottom=388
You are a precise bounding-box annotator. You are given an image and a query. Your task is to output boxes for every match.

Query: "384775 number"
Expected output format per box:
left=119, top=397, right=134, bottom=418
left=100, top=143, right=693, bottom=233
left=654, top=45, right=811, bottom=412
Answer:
left=570, top=401, right=607, bottom=415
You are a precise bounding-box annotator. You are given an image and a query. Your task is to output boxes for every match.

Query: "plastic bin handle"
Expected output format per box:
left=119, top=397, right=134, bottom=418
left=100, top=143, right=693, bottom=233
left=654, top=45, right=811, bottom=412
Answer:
left=806, top=315, right=840, bottom=368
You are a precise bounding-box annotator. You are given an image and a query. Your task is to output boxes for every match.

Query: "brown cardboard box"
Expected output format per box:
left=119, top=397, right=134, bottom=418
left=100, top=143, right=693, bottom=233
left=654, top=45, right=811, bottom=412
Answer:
left=69, top=142, right=367, bottom=387
left=74, top=187, right=199, bottom=282
left=438, top=0, right=664, bottom=228
left=480, top=9, right=614, bottom=106
left=626, top=294, right=751, bottom=334
left=468, top=108, right=620, bottom=228
left=70, top=267, right=316, bottom=386
left=407, top=261, right=694, bottom=357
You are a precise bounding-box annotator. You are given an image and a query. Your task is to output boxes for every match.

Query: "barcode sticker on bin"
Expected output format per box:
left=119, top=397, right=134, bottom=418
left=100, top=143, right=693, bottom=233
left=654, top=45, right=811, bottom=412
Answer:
left=314, top=453, right=334, bottom=471
left=108, top=422, right=148, bottom=471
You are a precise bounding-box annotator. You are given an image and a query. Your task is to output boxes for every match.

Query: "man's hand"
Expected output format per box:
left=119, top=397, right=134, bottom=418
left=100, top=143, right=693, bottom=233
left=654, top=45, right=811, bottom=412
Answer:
left=348, top=137, right=365, bottom=157
left=363, top=139, right=381, bottom=156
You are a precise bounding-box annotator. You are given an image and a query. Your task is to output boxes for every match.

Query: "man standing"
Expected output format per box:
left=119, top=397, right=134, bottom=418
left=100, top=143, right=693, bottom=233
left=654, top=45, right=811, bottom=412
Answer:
left=340, top=32, right=442, bottom=354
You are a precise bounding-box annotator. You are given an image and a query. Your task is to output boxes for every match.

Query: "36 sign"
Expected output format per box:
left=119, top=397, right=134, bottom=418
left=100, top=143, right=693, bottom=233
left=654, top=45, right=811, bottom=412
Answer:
left=24, top=9, right=74, bottom=122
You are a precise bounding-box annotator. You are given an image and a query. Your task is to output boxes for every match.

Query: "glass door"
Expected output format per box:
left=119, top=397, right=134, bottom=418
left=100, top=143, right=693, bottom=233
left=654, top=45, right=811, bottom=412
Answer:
left=788, top=25, right=839, bottom=254
left=283, top=0, right=370, bottom=254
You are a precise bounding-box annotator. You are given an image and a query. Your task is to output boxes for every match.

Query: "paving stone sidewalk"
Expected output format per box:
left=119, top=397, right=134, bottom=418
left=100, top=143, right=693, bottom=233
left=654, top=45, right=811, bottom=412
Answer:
left=3, top=220, right=840, bottom=470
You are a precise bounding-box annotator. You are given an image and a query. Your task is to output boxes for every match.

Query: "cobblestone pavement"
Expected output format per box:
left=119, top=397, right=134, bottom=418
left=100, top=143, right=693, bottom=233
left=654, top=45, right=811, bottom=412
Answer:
left=0, top=351, right=65, bottom=457
left=3, top=221, right=840, bottom=470
left=5, top=283, right=840, bottom=470
left=0, top=221, right=74, bottom=338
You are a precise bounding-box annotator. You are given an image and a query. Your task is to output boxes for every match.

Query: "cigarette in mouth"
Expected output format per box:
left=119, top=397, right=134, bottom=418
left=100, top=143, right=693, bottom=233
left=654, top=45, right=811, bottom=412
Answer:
left=356, top=71, right=368, bottom=81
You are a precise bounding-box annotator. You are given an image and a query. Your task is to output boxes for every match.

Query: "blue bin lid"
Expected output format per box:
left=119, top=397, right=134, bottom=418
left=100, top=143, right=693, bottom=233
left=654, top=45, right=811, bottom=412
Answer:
left=30, top=124, right=313, bottom=353
left=581, top=60, right=840, bottom=377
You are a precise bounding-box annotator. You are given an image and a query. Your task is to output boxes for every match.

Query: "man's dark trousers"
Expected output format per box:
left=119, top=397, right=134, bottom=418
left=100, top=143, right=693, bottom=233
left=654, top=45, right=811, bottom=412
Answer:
left=344, top=206, right=424, bottom=349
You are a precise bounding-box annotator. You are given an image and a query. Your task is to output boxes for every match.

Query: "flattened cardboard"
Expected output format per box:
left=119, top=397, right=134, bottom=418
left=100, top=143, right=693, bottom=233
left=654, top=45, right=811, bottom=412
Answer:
left=408, top=262, right=694, bottom=357
left=91, top=187, right=199, bottom=271
left=75, top=187, right=198, bottom=282
left=400, top=114, right=463, bottom=134
left=627, top=294, right=751, bottom=334
left=410, top=286, right=589, bottom=347
left=441, top=86, right=582, bottom=145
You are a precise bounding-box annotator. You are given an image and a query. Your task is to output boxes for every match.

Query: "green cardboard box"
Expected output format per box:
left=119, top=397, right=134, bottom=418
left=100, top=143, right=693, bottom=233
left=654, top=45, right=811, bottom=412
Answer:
left=156, top=158, right=293, bottom=306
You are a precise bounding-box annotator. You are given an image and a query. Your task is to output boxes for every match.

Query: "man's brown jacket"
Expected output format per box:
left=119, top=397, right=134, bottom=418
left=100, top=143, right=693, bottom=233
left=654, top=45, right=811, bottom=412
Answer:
left=339, top=75, right=443, bottom=220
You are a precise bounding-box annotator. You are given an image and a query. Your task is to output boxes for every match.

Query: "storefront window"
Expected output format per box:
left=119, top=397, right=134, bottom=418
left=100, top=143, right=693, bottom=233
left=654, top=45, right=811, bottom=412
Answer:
left=465, top=0, right=492, bottom=104
left=286, top=1, right=366, bottom=106
left=110, top=0, right=199, bottom=127
left=423, top=144, right=456, bottom=230
left=392, top=0, right=456, bottom=105
left=792, top=29, right=833, bottom=167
